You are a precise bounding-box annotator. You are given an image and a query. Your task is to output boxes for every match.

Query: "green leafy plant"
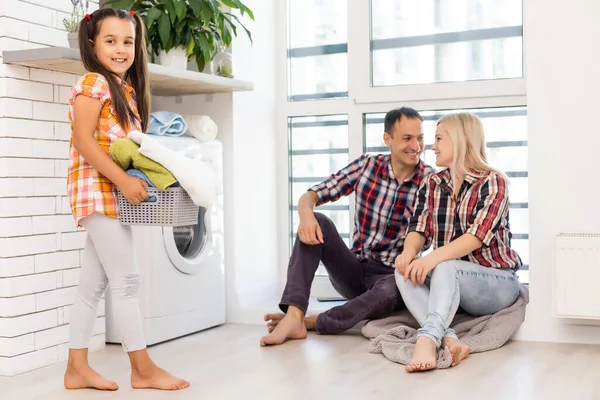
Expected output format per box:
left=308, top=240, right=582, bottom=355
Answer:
left=107, top=0, right=253, bottom=72
left=63, top=0, right=89, bottom=33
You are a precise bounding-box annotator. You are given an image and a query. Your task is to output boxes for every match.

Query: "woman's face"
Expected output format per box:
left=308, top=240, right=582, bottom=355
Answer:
left=432, top=123, right=453, bottom=167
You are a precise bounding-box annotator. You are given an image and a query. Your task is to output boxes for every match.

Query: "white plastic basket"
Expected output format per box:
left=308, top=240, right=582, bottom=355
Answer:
left=117, top=187, right=199, bottom=226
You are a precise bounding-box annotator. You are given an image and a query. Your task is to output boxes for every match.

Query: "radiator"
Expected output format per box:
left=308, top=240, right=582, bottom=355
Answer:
left=554, top=233, right=600, bottom=319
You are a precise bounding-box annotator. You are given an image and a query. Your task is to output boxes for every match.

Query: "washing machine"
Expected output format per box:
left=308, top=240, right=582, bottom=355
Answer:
left=105, top=136, right=226, bottom=346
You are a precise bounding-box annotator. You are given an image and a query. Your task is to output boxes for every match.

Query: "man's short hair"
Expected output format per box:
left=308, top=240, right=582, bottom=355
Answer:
left=384, top=107, right=423, bottom=136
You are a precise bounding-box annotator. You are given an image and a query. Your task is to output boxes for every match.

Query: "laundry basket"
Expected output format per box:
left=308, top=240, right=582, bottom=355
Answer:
left=117, top=187, right=199, bottom=226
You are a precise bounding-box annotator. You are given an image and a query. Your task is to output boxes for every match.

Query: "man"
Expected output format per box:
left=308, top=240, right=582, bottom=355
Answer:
left=261, top=107, right=434, bottom=346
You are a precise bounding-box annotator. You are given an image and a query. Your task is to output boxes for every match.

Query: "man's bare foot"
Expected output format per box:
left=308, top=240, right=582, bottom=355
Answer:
left=260, top=307, right=308, bottom=346
left=64, top=364, right=119, bottom=390
left=441, top=337, right=470, bottom=367
left=406, top=336, right=438, bottom=372
left=131, top=365, right=190, bottom=390
left=264, top=313, right=317, bottom=332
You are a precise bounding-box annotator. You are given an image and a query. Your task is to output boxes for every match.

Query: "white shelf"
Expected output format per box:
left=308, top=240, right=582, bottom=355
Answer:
left=2, top=46, right=253, bottom=96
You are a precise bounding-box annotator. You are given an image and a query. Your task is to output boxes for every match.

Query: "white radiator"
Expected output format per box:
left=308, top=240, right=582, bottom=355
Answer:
left=554, top=233, right=600, bottom=319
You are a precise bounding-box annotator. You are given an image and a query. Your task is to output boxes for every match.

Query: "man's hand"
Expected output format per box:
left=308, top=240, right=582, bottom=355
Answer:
left=297, top=213, right=324, bottom=245
left=404, top=254, right=438, bottom=286
left=395, top=251, right=417, bottom=275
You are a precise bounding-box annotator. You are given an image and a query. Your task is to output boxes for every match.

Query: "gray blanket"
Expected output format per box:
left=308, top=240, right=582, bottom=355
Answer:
left=362, top=284, right=529, bottom=368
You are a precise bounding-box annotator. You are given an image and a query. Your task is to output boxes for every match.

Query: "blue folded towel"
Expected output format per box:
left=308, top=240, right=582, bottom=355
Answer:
left=147, top=111, right=188, bottom=136
left=125, top=169, right=180, bottom=202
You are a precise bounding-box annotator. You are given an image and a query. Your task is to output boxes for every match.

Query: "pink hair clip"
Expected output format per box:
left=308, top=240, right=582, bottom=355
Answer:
left=129, top=10, right=135, bottom=16
left=85, top=14, right=91, bottom=21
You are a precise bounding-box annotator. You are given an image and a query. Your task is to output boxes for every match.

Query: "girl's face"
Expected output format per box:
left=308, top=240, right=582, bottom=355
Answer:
left=432, top=123, right=454, bottom=168
left=92, top=17, right=135, bottom=77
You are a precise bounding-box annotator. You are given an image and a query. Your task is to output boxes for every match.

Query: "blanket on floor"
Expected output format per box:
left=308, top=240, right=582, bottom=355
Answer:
left=362, top=284, right=528, bottom=368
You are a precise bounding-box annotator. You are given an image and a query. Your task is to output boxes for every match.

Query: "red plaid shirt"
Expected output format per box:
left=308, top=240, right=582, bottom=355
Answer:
left=409, top=169, right=522, bottom=269
left=310, top=154, right=434, bottom=267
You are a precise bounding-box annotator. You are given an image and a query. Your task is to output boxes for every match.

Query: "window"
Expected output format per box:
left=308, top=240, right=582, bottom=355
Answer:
left=281, top=0, right=528, bottom=295
left=288, top=115, right=350, bottom=276
left=370, top=0, right=523, bottom=86
left=287, top=0, right=348, bottom=100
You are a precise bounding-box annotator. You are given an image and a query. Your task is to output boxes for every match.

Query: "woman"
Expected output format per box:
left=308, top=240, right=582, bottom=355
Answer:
left=395, top=112, right=522, bottom=372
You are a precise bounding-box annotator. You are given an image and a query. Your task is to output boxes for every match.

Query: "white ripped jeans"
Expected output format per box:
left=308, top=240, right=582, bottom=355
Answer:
left=68, top=212, right=146, bottom=352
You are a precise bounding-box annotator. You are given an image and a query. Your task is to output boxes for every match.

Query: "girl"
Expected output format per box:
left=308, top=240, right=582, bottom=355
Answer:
left=394, top=112, right=522, bottom=372
left=64, top=8, right=189, bottom=391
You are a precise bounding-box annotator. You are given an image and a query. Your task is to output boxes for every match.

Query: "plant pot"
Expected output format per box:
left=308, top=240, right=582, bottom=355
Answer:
left=67, top=32, right=79, bottom=49
left=157, top=47, right=187, bottom=70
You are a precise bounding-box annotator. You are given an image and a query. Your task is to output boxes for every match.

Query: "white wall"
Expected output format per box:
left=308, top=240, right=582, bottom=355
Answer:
left=153, top=0, right=279, bottom=325
left=0, top=0, right=104, bottom=377
left=514, top=0, right=600, bottom=343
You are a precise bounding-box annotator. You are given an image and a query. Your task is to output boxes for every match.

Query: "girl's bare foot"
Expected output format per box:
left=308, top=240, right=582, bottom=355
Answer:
left=406, top=336, right=438, bottom=372
left=441, top=337, right=470, bottom=367
left=264, top=312, right=317, bottom=332
left=64, top=364, right=118, bottom=391
left=131, top=365, right=190, bottom=390
left=129, top=349, right=189, bottom=391
left=260, top=306, right=308, bottom=346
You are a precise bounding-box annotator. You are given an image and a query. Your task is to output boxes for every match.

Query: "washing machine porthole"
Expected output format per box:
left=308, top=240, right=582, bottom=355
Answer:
left=172, top=207, right=208, bottom=259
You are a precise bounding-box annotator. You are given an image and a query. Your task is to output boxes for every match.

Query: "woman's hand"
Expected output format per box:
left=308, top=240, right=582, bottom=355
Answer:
left=395, top=251, right=417, bottom=275
left=116, top=176, right=149, bottom=204
left=404, top=254, right=439, bottom=286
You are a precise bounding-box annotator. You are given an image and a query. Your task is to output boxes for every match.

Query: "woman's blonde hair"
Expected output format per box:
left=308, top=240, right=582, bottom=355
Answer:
left=436, top=112, right=508, bottom=195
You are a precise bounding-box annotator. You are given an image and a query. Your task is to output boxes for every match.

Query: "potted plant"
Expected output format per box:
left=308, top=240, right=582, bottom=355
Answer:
left=107, top=0, right=254, bottom=72
left=62, top=0, right=90, bottom=49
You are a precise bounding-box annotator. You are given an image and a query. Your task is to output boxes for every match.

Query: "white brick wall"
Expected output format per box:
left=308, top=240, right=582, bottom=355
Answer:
left=0, top=0, right=102, bottom=377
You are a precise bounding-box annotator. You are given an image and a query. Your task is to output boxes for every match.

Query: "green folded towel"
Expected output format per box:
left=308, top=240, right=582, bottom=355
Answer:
left=109, top=138, right=177, bottom=190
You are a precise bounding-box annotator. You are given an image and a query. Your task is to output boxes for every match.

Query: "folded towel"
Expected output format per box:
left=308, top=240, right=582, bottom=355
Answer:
left=127, top=130, right=216, bottom=208
left=147, top=111, right=188, bottom=136
left=182, top=115, right=218, bottom=142
left=109, top=138, right=178, bottom=190
left=362, top=284, right=529, bottom=368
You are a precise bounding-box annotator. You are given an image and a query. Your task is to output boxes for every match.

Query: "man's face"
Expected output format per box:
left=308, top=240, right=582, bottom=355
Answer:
left=383, top=117, right=424, bottom=168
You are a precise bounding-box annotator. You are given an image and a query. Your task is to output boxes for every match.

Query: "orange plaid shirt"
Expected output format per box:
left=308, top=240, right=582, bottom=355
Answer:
left=67, top=72, right=141, bottom=226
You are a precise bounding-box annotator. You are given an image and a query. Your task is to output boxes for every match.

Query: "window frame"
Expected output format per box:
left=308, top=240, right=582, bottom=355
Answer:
left=277, top=0, right=527, bottom=297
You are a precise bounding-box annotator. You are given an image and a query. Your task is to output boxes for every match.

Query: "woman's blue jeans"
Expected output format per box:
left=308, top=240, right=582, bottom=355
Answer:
left=395, top=259, right=520, bottom=348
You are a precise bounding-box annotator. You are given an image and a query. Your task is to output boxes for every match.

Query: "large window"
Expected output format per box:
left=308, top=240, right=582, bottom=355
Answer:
left=287, top=0, right=348, bottom=100
left=288, top=115, right=350, bottom=276
left=281, top=0, right=528, bottom=295
left=370, top=0, right=523, bottom=86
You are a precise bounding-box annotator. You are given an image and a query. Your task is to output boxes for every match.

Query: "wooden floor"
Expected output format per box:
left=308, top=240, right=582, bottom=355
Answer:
left=1, top=324, right=599, bottom=400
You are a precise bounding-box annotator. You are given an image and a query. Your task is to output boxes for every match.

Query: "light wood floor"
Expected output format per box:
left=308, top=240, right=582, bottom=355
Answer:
left=1, top=324, right=599, bottom=400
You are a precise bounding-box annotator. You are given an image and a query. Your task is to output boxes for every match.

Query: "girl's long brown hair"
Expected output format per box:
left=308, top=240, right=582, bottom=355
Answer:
left=78, top=8, right=150, bottom=132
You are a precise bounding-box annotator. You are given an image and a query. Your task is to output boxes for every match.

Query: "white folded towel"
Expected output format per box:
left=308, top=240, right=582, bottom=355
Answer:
left=127, top=131, right=216, bottom=208
left=182, top=115, right=218, bottom=142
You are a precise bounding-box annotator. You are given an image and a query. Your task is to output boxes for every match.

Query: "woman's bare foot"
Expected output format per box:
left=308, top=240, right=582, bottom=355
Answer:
left=406, top=336, right=438, bottom=372
left=441, top=337, right=470, bottom=367
left=264, top=312, right=317, bottom=332
left=131, top=365, right=190, bottom=390
left=260, top=306, right=308, bottom=346
left=64, top=364, right=118, bottom=391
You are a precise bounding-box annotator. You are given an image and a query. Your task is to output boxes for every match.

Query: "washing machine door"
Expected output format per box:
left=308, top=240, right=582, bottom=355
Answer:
left=162, top=207, right=210, bottom=275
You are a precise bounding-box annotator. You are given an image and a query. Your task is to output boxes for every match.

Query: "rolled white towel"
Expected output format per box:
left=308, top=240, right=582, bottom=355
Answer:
left=182, top=115, right=218, bottom=142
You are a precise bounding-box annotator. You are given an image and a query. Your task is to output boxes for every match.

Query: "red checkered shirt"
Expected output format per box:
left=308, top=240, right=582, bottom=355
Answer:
left=67, top=73, right=141, bottom=227
left=310, top=154, right=434, bottom=267
left=408, top=169, right=522, bottom=269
